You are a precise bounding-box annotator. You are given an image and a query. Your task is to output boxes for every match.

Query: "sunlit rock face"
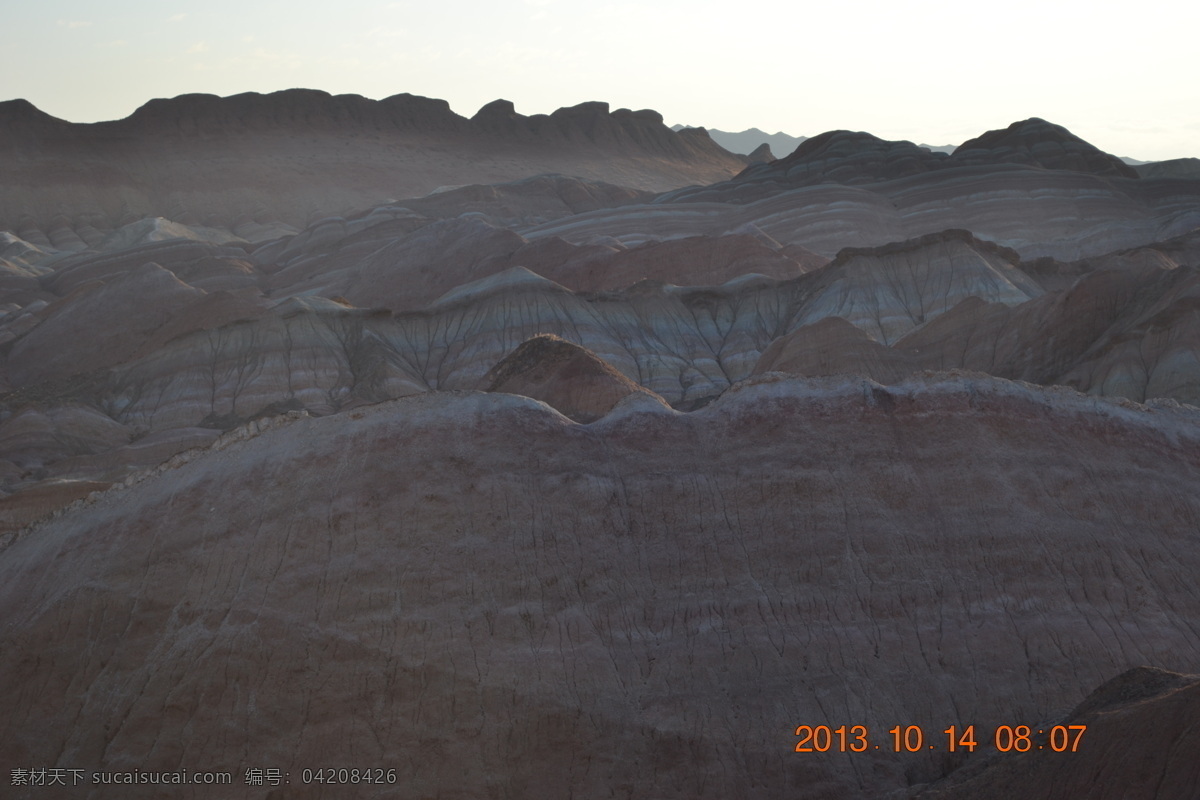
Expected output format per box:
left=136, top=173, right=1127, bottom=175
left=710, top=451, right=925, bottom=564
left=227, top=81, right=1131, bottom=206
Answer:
left=2, top=377, right=1200, bottom=799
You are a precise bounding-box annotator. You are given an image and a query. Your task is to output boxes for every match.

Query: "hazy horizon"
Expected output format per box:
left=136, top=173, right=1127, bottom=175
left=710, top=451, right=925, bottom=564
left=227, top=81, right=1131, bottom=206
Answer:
left=4, top=0, right=1197, bottom=162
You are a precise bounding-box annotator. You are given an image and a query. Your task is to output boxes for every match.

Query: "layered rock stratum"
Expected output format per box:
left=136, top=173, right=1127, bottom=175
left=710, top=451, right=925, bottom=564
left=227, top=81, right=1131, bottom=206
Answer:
left=1, top=91, right=1199, bottom=798
left=3, top=377, right=1200, bottom=800
left=540, top=118, right=1200, bottom=262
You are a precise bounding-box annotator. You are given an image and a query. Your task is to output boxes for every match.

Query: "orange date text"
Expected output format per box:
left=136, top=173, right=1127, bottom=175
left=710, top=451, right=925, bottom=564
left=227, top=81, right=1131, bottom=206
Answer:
left=793, top=724, right=1086, bottom=753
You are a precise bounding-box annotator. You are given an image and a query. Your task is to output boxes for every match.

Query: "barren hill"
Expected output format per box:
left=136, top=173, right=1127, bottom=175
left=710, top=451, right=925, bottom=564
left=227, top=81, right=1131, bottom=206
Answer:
left=0, top=90, right=747, bottom=236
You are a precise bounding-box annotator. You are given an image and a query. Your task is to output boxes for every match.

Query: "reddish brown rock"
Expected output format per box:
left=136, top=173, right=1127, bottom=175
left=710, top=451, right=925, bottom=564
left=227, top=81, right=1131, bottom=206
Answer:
left=480, top=334, right=667, bottom=422
left=0, top=478, right=110, bottom=546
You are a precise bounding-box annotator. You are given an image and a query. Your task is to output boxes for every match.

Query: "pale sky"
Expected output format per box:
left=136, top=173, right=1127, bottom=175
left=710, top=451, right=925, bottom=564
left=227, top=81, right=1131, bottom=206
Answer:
left=3, top=0, right=1198, bottom=161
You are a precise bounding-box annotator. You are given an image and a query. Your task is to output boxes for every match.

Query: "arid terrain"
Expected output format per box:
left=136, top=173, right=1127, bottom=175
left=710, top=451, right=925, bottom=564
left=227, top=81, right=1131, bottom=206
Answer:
left=1, top=90, right=1199, bottom=799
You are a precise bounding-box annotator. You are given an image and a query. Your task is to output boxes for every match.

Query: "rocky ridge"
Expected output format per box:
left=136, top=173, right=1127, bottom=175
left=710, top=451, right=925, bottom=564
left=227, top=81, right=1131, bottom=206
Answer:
left=2, top=215, right=1199, bottom=535
left=0, top=90, right=748, bottom=235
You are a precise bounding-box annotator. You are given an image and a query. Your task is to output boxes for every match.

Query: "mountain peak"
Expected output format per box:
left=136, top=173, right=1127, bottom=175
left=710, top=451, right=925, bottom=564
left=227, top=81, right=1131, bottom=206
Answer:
left=784, top=129, right=890, bottom=161
left=746, top=142, right=776, bottom=164
left=0, top=98, right=59, bottom=119
left=764, top=129, right=947, bottom=185
left=954, top=117, right=1138, bottom=178
left=0, top=98, right=70, bottom=136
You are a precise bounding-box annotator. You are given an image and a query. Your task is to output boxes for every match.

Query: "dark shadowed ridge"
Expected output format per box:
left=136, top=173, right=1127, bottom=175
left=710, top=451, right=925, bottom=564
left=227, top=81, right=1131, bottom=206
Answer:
left=725, top=117, right=1142, bottom=188
left=0, top=91, right=751, bottom=233
left=0, top=90, right=742, bottom=164
left=952, top=117, right=1140, bottom=178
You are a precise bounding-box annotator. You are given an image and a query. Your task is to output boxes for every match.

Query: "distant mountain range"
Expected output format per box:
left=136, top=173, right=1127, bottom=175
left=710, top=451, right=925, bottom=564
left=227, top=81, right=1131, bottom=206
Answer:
left=1135, top=156, right=1200, bottom=178
left=673, top=124, right=958, bottom=159
left=670, top=125, right=808, bottom=158
left=675, top=124, right=1178, bottom=169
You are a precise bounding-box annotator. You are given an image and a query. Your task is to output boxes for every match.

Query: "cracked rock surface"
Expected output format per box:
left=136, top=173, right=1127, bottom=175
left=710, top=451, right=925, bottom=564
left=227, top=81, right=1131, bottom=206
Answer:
left=2, top=376, right=1200, bottom=799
